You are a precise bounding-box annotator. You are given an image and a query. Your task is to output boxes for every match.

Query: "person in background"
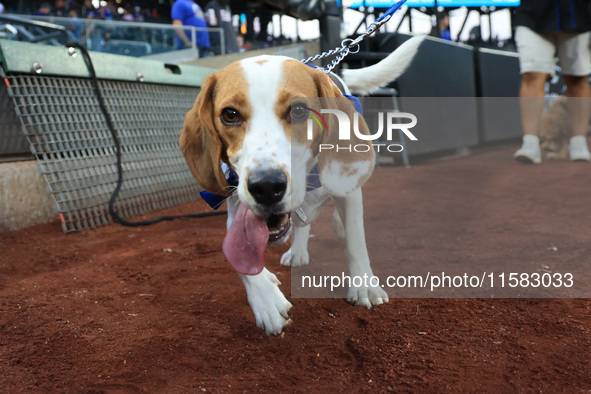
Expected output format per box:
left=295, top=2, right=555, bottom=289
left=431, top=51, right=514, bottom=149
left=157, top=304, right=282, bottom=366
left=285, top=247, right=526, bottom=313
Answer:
left=53, top=0, right=66, bottom=17
left=123, top=3, right=135, bottom=21
left=205, top=0, right=239, bottom=54
left=84, top=7, right=105, bottom=51
left=82, top=0, right=95, bottom=17
left=513, top=0, right=591, bottom=163
left=171, top=0, right=210, bottom=57
left=132, top=6, right=143, bottom=22
left=97, top=1, right=115, bottom=20
left=34, top=3, right=52, bottom=16
left=236, top=34, right=247, bottom=52
left=431, top=11, right=451, bottom=41
left=66, top=7, right=83, bottom=41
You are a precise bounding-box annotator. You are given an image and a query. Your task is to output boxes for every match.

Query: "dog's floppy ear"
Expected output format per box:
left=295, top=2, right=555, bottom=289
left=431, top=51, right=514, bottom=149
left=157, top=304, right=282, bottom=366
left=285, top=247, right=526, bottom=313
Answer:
left=180, top=73, right=229, bottom=195
left=314, top=71, right=375, bottom=197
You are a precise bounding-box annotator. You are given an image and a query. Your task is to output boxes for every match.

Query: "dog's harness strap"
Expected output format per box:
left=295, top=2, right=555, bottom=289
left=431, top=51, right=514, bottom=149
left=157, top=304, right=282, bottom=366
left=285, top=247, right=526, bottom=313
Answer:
left=200, top=163, right=238, bottom=210
left=344, top=94, right=363, bottom=115
left=306, top=164, right=321, bottom=190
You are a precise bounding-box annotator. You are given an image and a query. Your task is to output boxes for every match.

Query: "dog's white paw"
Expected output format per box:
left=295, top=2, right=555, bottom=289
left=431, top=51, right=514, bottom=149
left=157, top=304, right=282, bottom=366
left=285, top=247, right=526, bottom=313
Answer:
left=241, top=269, right=293, bottom=335
left=347, top=282, right=389, bottom=308
left=280, top=247, right=309, bottom=267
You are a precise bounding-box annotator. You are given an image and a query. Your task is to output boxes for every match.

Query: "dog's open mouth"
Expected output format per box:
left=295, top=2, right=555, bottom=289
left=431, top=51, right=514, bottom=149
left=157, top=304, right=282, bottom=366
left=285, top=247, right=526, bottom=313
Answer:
left=266, top=213, right=291, bottom=243
left=222, top=204, right=291, bottom=276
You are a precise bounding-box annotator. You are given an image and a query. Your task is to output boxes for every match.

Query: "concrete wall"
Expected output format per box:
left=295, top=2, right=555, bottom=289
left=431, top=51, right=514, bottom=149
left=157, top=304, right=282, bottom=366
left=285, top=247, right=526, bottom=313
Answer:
left=0, top=161, right=56, bottom=232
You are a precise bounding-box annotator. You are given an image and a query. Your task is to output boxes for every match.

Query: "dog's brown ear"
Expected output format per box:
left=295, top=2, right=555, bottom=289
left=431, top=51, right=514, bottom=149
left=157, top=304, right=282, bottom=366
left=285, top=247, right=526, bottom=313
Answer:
left=180, top=73, right=229, bottom=195
left=314, top=71, right=375, bottom=197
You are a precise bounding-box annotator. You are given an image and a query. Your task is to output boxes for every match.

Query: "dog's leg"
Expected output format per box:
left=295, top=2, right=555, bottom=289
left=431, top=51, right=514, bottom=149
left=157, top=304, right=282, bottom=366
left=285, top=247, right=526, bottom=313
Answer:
left=282, top=206, right=345, bottom=266
left=333, top=188, right=389, bottom=308
left=239, top=268, right=292, bottom=335
left=227, top=196, right=291, bottom=334
left=281, top=187, right=331, bottom=267
left=227, top=196, right=292, bottom=334
left=332, top=208, right=346, bottom=239
left=281, top=224, right=311, bottom=267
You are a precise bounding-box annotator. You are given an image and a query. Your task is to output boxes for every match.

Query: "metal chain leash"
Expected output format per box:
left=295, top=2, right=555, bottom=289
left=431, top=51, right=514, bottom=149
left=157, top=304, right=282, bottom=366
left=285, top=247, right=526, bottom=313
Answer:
left=300, top=0, right=409, bottom=74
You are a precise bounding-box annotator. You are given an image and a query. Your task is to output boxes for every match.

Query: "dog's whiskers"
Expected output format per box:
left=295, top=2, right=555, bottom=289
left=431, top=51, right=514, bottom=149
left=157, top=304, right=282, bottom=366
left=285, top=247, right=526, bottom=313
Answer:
left=228, top=193, right=241, bottom=211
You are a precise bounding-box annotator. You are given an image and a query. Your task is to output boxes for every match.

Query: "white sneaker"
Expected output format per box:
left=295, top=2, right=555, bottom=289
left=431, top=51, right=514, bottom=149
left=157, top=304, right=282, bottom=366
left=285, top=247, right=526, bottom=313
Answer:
left=569, top=136, right=591, bottom=162
left=514, top=135, right=541, bottom=164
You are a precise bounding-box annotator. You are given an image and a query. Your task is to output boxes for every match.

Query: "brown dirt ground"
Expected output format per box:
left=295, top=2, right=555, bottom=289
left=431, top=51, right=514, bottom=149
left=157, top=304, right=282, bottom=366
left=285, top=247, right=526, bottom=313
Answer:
left=1, top=145, right=590, bottom=393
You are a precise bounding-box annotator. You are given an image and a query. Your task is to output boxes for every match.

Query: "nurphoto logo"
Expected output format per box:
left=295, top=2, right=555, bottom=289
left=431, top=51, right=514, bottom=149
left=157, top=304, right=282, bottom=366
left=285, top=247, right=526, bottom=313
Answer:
left=306, top=108, right=418, bottom=153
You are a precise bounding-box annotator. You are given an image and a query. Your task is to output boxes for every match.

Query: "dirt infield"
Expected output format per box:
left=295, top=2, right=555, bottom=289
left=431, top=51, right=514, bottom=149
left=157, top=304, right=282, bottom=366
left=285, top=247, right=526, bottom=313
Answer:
left=1, top=145, right=590, bottom=392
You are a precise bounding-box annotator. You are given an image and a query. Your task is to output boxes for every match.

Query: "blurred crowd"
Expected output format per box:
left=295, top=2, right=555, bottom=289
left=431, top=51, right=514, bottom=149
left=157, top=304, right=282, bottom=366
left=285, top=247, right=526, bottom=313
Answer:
left=0, top=0, right=294, bottom=56
left=2, top=1, right=166, bottom=22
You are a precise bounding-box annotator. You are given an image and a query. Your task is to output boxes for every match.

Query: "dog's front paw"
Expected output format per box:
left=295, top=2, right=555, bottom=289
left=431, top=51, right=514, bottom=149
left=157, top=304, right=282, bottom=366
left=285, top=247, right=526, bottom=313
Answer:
left=241, top=269, right=293, bottom=335
left=347, top=281, right=389, bottom=308
left=280, top=247, right=309, bottom=267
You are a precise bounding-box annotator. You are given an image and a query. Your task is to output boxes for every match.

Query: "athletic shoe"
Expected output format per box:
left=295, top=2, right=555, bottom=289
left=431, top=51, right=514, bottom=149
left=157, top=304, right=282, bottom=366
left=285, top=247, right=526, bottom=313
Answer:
left=514, top=134, right=541, bottom=164
left=569, top=135, right=591, bottom=162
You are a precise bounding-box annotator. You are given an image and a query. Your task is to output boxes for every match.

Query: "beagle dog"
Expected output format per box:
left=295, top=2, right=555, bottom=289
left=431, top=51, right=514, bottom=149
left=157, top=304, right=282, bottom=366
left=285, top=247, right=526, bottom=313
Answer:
left=180, top=36, right=424, bottom=335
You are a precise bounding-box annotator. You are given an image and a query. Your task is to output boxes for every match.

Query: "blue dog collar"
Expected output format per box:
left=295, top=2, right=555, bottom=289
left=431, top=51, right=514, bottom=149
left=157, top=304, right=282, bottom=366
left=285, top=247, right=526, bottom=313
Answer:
left=343, top=93, right=363, bottom=115
left=200, top=163, right=238, bottom=210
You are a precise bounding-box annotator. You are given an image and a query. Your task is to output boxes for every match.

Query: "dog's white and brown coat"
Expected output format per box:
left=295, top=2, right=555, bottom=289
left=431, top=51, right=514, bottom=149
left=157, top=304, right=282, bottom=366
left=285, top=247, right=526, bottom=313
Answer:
left=180, top=37, right=423, bottom=335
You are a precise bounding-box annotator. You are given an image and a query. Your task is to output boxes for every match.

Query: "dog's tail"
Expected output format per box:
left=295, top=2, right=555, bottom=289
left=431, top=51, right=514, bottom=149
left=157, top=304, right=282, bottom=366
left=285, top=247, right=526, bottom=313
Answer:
left=341, top=35, right=425, bottom=95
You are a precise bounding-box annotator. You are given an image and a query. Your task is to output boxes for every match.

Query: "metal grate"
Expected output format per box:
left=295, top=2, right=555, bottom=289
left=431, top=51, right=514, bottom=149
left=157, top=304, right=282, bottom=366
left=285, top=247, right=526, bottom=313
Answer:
left=0, top=79, right=31, bottom=158
left=4, top=72, right=202, bottom=232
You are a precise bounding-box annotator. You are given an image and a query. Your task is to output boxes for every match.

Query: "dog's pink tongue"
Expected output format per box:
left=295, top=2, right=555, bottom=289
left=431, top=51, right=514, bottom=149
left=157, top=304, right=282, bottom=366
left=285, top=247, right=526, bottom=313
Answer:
left=223, top=203, right=269, bottom=275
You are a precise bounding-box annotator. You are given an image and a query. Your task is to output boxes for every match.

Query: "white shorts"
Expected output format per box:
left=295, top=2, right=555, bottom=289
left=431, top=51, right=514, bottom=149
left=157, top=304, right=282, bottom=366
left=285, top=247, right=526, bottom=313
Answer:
left=515, top=25, right=591, bottom=76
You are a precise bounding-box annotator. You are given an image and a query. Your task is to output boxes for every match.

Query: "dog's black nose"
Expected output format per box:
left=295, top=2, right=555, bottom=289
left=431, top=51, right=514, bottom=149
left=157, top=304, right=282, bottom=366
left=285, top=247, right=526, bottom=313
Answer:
left=247, top=170, right=287, bottom=206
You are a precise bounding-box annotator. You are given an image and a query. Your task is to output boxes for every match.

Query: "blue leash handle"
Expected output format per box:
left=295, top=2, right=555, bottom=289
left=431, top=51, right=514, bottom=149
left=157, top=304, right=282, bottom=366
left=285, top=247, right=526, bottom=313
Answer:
left=376, top=0, right=410, bottom=23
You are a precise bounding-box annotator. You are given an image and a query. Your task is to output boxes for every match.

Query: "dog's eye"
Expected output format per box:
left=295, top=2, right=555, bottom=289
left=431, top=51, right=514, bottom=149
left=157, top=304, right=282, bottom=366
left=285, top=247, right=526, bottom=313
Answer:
left=221, top=108, right=242, bottom=125
left=288, top=103, right=308, bottom=123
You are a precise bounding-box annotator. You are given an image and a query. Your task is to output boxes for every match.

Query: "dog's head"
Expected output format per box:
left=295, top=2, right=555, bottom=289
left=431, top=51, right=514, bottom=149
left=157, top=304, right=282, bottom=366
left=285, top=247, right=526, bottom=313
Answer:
left=180, top=55, right=375, bottom=244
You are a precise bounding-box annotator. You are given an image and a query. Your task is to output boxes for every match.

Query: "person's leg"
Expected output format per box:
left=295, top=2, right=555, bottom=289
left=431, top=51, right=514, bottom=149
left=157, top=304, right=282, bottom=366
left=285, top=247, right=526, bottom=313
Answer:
left=563, top=75, right=590, bottom=137
left=513, top=26, right=556, bottom=163
left=519, top=72, right=548, bottom=135
left=563, top=75, right=591, bottom=161
left=557, top=31, right=591, bottom=161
